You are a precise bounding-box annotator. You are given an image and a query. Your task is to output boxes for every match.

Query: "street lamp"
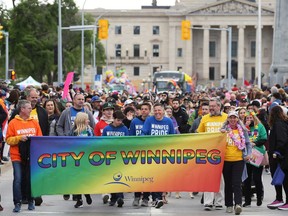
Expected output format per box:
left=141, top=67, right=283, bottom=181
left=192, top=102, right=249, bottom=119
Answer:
left=81, top=0, right=87, bottom=90
left=58, top=0, right=63, bottom=84
left=258, top=0, right=262, bottom=88
left=148, top=73, right=152, bottom=90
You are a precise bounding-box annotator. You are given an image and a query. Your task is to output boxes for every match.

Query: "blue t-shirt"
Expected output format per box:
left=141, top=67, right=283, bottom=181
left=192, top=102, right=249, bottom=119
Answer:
left=102, top=124, right=129, bottom=136
left=141, top=116, right=175, bottom=136
left=70, top=107, right=84, bottom=127
left=129, top=117, right=145, bottom=136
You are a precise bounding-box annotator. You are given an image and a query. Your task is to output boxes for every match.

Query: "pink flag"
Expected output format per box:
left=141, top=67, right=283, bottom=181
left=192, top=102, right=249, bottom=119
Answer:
left=62, top=72, right=74, bottom=100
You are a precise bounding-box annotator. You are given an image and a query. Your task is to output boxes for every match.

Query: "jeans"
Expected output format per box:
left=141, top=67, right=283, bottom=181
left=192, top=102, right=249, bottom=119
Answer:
left=12, top=161, right=33, bottom=205
left=223, top=160, right=244, bottom=207
left=244, top=163, right=264, bottom=203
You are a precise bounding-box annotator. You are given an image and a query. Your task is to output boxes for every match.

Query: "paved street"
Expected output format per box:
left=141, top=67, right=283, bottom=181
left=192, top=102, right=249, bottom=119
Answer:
left=0, top=162, right=286, bottom=216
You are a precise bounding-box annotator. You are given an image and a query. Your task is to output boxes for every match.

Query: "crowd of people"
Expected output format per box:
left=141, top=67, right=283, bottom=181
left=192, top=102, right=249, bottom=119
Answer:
left=0, top=81, right=287, bottom=214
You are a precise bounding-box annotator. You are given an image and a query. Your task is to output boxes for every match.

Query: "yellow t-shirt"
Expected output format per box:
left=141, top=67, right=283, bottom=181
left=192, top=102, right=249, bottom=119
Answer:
left=225, top=129, right=243, bottom=161
left=197, top=113, right=228, bottom=133
left=30, top=108, right=38, bottom=121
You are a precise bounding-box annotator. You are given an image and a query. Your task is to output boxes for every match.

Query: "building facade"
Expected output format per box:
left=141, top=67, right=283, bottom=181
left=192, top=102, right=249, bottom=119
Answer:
left=87, top=0, right=275, bottom=88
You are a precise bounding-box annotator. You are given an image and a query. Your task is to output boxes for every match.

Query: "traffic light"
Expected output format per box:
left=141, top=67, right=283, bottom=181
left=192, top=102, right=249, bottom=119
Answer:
left=98, top=19, right=109, bottom=40
left=11, top=70, right=16, bottom=80
left=0, top=26, right=3, bottom=40
left=181, top=20, right=191, bottom=40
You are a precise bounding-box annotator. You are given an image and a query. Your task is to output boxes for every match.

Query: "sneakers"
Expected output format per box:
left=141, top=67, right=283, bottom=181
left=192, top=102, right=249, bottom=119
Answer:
left=28, top=201, right=35, bottom=210
left=63, top=194, right=70, bottom=200
left=215, top=205, right=223, bottom=210
left=204, top=204, right=213, bottom=211
left=243, top=203, right=251, bottom=207
left=234, top=204, right=242, bottom=215
left=117, top=198, right=124, bottom=207
left=257, top=199, right=262, bottom=206
left=34, top=197, right=43, bottom=206
left=13, top=203, right=21, bottom=213
left=103, top=194, right=109, bottom=204
left=267, top=200, right=285, bottom=209
left=175, top=193, right=181, bottom=199
left=132, top=197, right=140, bottom=206
left=226, top=206, right=233, bottom=213
left=189, top=192, right=194, bottom=199
left=109, top=201, right=116, bottom=206
left=74, top=199, right=83, bottom=208
left=85, top=195, right=92, bottom=205
left=278, top=203, right=288, bottom=210
left=155, top=200, right=164, bottom=209
left=141, top=199, right=149, bottom=207
left=0, top=204, right=3, bottom=211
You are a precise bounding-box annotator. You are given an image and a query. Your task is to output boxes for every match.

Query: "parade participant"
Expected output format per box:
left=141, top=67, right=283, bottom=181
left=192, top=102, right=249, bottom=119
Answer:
left=130, top=103, right=151, bottom=207
left=9, top=88, right=48, bottom=206
left=43, top=99, right=60, bottom=136
left=69, top=112, right=93, bottom=208
left=165, top=105, right=180, bottom=134
left=267, top=106, right=288, bottom=210
left=56, top=93, right=95, bottom=201
left=141, top=103, right=175, bottom=209
left=94, top=102, right=114, bottom=204
left=6, top=100, right=42, bottom=212
left=237, top=107, right=246, bottom=123
left=172, top=98, right=189, bottom=133
left=243, top=111, right=267, bottom=207
left=189, top=102, right=209, bottom=133
left=102, top=110, right=129, bottom=207
left=56, top=93, right=95, bottom=136
left=197, top=97, right=227, bottom=211
left=221, top=111, right=252, bottom=215
left=90, top=95, right=102, bottom=124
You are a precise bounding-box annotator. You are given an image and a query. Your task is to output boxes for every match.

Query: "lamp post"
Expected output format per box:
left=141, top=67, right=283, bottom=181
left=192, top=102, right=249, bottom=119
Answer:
left=81, top=0, right=87, bottom=90
left=148, top=73, right=152, bottom=90
left=258, top=0, right=262, bottom=88
left=58, top=0, right=63, bottom=84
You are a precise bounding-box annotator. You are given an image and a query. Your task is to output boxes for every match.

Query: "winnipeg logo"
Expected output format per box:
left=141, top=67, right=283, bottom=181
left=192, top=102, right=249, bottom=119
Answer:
left=104, top=172, right=130, bottom=187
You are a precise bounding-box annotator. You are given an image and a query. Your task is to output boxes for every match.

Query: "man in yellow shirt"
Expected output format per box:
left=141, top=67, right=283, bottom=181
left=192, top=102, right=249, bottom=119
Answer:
left=197, top=97, right=227, bottom=211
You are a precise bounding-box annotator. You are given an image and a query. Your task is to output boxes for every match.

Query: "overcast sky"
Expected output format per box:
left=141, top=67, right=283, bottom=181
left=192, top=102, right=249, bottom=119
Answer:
left=1, top=0, right=176, bottom=9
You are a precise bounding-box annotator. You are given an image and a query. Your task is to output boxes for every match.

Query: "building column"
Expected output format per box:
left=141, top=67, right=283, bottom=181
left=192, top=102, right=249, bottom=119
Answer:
left=220, top=25, right=227, bottom=77
left=203, top=25, right=210, bottom=79
left=169, top=24, right=176, bottom=71
left=185, top=27, right=193, bottom=75
left=238, top=25, right=245, bottom=83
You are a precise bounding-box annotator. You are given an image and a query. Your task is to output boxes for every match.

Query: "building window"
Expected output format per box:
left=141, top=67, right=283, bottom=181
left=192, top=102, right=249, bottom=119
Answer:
left=134, top=67, right=140, bottom=76
left=251, top=67, right=255, bottom=81
left=153, top=26, right=160, bottom=35
left=115, top=26, right=121, bottom=35
left=251, top=41, right=256, bottom=57
left=232, top=41, right=238, bottom=57
left=209, top=41, right=216, bottom=57
left=153, top=44, right=159, bottom=57
left=115, top=44, right=121, bottom=57
left=177, top=48, right=182, bottom=57
left=209, top=67, right=215, bottom=80
left=133, top=26, right=140, bottom=35
left=133, top=44, right=140, bottom=57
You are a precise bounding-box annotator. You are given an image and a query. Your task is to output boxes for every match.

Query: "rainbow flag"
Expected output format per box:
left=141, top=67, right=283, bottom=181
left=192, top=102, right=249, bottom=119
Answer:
left=30, top=133, right=226, bottom=196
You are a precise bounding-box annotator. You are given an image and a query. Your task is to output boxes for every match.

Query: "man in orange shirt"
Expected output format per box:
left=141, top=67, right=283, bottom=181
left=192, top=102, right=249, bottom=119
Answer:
left=6, top=100, right=42, bottom=213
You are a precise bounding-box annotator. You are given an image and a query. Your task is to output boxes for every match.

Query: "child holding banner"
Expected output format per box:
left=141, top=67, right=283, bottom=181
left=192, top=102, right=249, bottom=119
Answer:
left=221, top=111, right=252, bottom=215
left=69, top=112, right=93, bottom=208
left=102, top=110, right=129, bottom=207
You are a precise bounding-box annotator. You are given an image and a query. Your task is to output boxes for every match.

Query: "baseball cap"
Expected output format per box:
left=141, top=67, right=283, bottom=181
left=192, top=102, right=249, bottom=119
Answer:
left=228, top=111, right=239, bottom=118
left=124, top=99, right=134, bottom=106
left=91, top=96, right=101, bottom=103
left=102, top=102, right=114, bottom=110
left=240, top=98, right=248, bottom=103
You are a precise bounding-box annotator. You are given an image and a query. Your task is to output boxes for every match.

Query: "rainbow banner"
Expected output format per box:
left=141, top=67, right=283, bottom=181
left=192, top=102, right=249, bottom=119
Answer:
left=30, top=133, right=226, bottom=196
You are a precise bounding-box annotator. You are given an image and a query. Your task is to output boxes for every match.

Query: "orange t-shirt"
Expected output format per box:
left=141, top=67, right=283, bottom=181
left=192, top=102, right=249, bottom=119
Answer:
left=6, top=115, right=42, bottom=162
